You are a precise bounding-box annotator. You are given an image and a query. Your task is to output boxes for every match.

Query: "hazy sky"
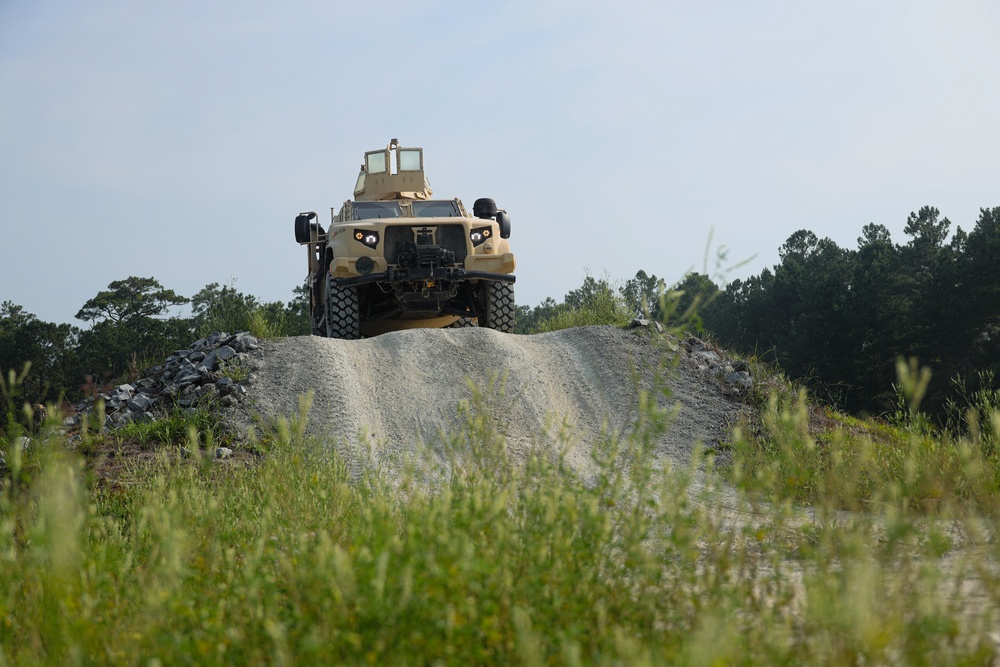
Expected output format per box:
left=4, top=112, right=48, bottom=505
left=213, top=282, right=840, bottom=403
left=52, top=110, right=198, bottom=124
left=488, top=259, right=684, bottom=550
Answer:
left=2, top=0, right=999, bottom=325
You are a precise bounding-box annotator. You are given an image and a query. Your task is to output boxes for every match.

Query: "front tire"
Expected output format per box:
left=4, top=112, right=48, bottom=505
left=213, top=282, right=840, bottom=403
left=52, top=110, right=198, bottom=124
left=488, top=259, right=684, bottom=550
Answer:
left=326, top=275, right=360, bottom=339
left=480, top=282, right=515, bottom=333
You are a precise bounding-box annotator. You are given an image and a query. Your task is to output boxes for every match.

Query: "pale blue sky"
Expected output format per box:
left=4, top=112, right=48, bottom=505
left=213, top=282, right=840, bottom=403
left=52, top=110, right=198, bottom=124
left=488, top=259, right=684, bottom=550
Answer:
left=2, top=0, right=999, bottom=324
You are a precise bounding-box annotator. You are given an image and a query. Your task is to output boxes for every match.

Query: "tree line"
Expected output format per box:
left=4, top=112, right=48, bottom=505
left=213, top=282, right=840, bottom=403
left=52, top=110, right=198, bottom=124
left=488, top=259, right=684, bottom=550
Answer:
left=4, top=203, right=998, bottom=429
left=685, top=205, right=999, bottom=421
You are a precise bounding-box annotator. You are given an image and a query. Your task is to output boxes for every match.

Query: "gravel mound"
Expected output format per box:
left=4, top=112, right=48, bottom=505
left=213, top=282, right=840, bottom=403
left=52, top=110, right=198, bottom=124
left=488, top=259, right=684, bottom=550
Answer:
left=225, top=325, right=742, bottom=476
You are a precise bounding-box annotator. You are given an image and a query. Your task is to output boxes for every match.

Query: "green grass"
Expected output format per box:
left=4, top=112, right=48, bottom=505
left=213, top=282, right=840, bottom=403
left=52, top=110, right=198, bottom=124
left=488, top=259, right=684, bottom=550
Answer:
left=534, top=306, right=632, bottom=332
left=2, top=344, right=1000, bottom=664
left=533, top=292, right=632, bottom=332
left=108, top=404, right=224, bottom=450
left=730, top=356, right=1000, bottom=515
left=218, top=359, right=250, bottom=383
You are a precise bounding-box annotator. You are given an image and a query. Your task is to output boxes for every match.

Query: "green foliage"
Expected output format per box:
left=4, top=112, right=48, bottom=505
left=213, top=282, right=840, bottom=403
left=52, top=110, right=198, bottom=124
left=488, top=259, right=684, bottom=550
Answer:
left=191, top=281, right=303, bottom=339
left=0, top=366, right=31, bottom=439
left=621, top=269, right=666, bottom=319
left=706, top=205, right=1000, bottom=422
left=284, top=282, right=313, bottom=336
left=517, top=268, right=725, bottom=338
left=110, top=405, right=224, bottom=450
left=524, top=272, right=633, bottom=333
left=664, top=272, right=724, bottom=332
left=73, top=277, right=194, bottom=388
left=75, top=276, right=189, bottom=325
left=514, top=297, right=560, bottom=334
left=944, top=370, right=1000, bottom=454
left=219, top=359, right=250, bottom=383
left=193, top=282, right=265, bottom=338
left=731, top=355, right=1000, bottom=513
left=3, top=352, right=1000, bottom=664
left=0, top=302, right=76, bottom=417
left=75, top=316, right=193, bottom=388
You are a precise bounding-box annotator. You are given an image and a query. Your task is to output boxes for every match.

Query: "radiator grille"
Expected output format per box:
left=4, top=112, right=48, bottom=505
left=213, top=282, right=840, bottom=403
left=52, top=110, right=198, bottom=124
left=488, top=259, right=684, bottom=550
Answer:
left=383, top=225, right=467, bottom=266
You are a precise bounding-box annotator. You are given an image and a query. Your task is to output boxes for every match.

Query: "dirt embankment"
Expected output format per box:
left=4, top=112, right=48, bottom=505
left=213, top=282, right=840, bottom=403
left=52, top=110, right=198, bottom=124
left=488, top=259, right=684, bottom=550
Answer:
left=225, top=325, right=743, bottom=477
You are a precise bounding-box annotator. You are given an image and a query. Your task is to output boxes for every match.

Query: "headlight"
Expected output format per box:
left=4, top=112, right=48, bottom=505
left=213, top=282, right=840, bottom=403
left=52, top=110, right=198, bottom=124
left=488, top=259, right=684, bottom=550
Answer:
left=470, top=226, right=492, bottom=247
left=354, top=229, right=379, bottom=249
left=355, top=255, right=374, bottom=275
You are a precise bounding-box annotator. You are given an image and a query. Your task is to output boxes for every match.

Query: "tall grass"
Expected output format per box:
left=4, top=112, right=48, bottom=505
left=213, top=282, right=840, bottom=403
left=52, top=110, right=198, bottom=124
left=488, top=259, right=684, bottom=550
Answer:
left=1, top=343, right=999, bottom=664
left=732, top=356, right=1000, bottom=516
left=534, top=277, right=632, bottom=333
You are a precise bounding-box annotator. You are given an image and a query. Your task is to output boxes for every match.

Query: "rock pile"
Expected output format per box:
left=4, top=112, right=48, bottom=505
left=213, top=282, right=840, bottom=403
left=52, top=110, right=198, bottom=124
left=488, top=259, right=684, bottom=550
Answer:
left=682, top=335, right=754, bottom=397
left=628, top=317, right=665, bottom=334
left=72, top=331, right=260, bottom=430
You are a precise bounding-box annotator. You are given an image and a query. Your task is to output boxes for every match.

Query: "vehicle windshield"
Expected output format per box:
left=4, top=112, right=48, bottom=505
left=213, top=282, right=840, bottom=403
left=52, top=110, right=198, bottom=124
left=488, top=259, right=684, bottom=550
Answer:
left=411, top=201, right=460, bottom=218
left=354, top=202, right=402, bottom=219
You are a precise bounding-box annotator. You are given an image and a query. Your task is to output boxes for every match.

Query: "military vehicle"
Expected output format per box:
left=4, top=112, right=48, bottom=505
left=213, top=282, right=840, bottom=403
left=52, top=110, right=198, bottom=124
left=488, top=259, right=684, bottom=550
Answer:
left=294, top=139, right=516, bottom=339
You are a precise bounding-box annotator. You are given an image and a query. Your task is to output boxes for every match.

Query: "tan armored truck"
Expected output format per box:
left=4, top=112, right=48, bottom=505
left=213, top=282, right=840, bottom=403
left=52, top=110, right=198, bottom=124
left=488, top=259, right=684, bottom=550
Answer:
left=294, top=139, right=516, bottom=339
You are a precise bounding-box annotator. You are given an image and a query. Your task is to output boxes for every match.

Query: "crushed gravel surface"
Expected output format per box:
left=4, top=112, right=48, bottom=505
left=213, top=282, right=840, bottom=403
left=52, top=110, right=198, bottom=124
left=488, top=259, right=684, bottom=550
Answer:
left=225, top=325, right=742, bottom=476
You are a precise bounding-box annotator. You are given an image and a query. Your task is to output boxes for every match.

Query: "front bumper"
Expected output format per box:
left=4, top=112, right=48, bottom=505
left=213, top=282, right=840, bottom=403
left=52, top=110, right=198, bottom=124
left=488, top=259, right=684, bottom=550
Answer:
left=333, top=267, right=516, bottom=288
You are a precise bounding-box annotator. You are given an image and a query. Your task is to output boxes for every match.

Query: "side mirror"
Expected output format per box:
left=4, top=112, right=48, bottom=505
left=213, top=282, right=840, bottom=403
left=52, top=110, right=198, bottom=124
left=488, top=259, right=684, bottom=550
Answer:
left=294, top=211, right=318, bottom=244
left=473, top=198, right=497, bottom=220
left=496, top=210, right=511, bottom=239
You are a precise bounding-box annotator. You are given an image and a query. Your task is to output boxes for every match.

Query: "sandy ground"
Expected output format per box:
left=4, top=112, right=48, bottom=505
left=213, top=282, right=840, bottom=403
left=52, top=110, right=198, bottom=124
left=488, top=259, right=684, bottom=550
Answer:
left=224, top=325, right=742, bottom=477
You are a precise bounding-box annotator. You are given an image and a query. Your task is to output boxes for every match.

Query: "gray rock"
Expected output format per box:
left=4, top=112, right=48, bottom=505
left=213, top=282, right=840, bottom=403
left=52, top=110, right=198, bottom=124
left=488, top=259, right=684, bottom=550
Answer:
left=131, top=411, right=155, bottom=424
left=111, top=384, right=135, bottom=399
left=724, top=371, right=753, bottom=390
left=228, top=332, right=259, bottom=352
left=215, top=447, right=233, bottom=459
left=691, top=350, right=722, bottom=364
left=175, top=370, right=202, bottom=386
left=683, top=336, right=708, bottom=351
left=128, top=393, right=157, bottom=412
left=73, top=330, right=255, bottom=435
left=203, top=345, right=237, bottom=371
left=628, top=317, right=664, bottom=333
left=207, top=332, right=229, bottom=346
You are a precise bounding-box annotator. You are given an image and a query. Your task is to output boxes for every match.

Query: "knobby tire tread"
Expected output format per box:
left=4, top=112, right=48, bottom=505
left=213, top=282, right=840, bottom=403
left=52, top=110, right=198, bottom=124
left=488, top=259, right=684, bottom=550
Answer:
left=483, top=282, right=515, bottom=333
left=326, top=277, right=360, bottom=339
